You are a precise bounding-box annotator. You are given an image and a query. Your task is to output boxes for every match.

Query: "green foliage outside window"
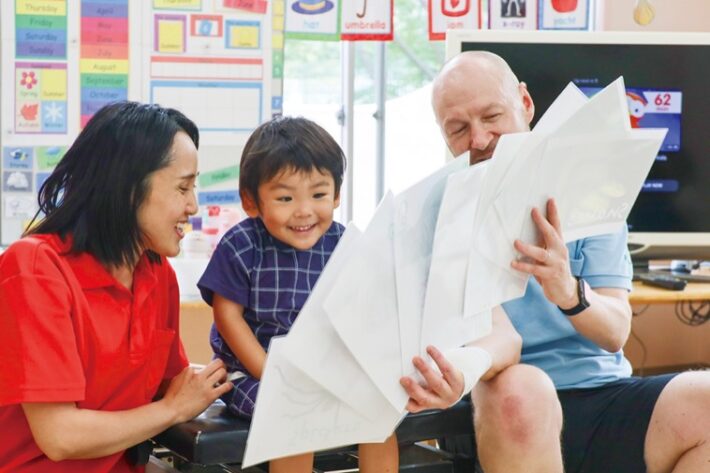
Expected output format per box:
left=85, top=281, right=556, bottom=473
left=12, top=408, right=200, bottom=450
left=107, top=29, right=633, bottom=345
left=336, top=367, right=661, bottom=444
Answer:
left=283, top=0, right=445, bottom=105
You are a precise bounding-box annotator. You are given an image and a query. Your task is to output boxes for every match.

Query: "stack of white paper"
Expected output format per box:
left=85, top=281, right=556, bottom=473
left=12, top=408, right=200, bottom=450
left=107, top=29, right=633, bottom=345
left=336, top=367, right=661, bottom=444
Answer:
left=241, top=77, right=666, bottom=467
left=464, top=77, right=666, bottom=317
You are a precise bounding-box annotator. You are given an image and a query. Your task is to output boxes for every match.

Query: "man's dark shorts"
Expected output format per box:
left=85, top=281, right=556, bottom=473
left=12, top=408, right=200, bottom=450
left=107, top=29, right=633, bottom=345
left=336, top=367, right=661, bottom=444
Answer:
left=559, top=373, right=676, bottom=473
left=439, top=374, right=677, bottom=473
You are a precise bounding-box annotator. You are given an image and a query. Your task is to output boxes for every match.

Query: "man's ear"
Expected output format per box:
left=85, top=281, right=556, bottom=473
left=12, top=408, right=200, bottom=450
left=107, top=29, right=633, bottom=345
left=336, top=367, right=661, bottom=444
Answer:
left=519, top=81, right=535, bottom=126
left=241, top=191, right=260, bottom=218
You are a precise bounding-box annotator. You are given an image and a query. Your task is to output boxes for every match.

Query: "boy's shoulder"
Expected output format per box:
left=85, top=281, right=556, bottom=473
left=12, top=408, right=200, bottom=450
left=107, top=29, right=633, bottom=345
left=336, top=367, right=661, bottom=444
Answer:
left=219, top=217, right=268, bottom=251
left=315, top=221, right=345, bottom=249
left=327, top=221, right=346, bottom=238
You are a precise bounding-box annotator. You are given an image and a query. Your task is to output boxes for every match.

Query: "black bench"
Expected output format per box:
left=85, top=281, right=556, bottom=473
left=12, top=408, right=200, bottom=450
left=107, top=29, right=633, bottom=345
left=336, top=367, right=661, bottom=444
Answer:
left=152, top=398, right=477, bottom=472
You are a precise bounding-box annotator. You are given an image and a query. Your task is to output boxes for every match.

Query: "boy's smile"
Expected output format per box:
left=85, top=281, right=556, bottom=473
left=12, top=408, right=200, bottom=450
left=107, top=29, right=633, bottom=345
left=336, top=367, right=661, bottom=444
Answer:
left=243, top=168, right=340, bottom=251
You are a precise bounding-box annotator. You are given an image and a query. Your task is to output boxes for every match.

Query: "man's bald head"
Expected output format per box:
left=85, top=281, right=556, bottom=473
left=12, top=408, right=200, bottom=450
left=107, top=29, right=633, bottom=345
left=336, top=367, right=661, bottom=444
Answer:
left=432, top=51, right=523, bottom=122
left=431, top=51, right=535, bottom=164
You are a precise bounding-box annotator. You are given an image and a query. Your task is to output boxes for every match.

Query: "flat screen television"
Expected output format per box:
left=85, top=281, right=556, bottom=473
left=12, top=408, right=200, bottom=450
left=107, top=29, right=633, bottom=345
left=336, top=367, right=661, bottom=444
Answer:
left=445, top=30, right=710, bottom=267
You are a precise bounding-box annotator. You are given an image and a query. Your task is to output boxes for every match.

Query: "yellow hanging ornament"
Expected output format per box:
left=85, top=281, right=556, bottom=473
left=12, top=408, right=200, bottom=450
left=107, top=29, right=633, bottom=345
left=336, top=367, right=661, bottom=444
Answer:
left=633, top=0, right=656, bottom=26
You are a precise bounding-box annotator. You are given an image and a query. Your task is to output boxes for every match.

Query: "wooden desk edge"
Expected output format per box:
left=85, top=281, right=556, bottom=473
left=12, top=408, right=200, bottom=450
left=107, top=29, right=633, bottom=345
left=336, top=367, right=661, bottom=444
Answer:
left=630, top=281, right=710, bottom=304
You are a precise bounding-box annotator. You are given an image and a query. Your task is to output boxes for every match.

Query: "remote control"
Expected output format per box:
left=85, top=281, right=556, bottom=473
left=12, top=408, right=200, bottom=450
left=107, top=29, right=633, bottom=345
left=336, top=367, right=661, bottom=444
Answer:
left=638, top=273, right=687, bottom=291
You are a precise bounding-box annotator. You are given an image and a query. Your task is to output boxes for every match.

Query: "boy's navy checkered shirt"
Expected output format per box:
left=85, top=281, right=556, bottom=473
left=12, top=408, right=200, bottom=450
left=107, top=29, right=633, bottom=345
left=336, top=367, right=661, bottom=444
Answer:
left=198, top=217, right=345, bottom=374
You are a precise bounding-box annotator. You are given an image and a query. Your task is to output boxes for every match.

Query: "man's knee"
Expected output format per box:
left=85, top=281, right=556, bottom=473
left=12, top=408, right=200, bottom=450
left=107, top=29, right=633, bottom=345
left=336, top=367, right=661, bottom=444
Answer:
left=645, top=371, right=710, bottom=472
left=651, top=371, right=710, bottom=441
left=472, top=364, right=562, bottom=446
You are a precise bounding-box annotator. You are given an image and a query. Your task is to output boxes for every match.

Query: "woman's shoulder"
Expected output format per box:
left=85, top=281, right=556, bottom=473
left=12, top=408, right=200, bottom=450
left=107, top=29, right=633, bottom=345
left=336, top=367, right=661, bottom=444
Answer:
left=2, top=233, right=66, bottom=259
left=0, top=234, right=66, bottom=275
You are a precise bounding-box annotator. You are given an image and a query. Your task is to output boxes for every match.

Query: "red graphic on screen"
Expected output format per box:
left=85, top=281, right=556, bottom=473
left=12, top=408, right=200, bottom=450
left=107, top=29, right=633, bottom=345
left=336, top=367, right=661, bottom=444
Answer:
left=551, top=0, right=578, bottom=13
left=626, top=91, right=647, bottom=128
left=20, top=103, right=39, bottom=121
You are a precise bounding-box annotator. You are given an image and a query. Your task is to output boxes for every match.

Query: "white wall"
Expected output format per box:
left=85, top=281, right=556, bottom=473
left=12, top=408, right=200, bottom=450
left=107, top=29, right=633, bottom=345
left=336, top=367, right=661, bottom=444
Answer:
left=599, top=0, right=710, bottom=31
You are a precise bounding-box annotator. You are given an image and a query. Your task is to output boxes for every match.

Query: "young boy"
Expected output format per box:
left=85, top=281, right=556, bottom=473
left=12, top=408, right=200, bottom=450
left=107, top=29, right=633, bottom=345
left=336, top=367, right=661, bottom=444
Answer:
left=198, top=117, right=398, bottom=473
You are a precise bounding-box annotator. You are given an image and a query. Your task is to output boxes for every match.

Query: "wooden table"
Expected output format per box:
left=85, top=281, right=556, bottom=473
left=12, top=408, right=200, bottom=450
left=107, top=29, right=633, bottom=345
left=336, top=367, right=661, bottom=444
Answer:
left=626, top=281, right=709, bottom=375
left=630, top=281, right=710, bottom=304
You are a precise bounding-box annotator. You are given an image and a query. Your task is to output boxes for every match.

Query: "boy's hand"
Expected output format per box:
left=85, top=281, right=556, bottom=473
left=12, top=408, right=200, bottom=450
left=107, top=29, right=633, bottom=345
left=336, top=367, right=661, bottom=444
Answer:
left=400, top=346, right=464, bottom=413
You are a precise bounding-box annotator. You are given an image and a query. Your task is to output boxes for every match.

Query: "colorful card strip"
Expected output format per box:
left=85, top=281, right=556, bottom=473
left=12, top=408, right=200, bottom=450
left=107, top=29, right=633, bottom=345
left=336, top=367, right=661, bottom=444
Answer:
left=80, top=0, right=129, bottom=127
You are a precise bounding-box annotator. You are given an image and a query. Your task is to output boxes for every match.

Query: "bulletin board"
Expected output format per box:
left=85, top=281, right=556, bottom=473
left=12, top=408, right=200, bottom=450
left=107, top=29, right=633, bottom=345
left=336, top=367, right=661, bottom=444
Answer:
left=0, top=0, right=285, bottom=244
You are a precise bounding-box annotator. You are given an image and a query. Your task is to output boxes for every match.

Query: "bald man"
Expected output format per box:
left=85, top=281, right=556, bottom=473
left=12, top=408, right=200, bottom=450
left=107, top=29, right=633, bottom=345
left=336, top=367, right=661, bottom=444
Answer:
left=401, top=51, right=710, bottom=473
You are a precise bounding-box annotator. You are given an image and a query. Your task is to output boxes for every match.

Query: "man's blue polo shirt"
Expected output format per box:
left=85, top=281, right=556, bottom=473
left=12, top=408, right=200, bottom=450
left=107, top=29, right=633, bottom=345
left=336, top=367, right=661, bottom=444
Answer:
left=502, top=227, right=634, bottom=390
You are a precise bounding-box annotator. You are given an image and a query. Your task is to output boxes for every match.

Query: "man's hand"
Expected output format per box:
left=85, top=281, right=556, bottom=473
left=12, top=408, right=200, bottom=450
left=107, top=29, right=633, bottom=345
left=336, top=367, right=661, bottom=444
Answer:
left=400, top=346, right=464, bottom=413
left=511, top=198, right=578, bottom=309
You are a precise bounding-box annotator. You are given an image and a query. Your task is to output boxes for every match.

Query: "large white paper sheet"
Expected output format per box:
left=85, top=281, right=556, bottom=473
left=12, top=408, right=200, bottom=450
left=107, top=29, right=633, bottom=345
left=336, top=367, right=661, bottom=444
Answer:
left=464, top=78, right=665, bottom=316
left=522, top=129, right=667, bottom=244
left=420, top=163, right=492, bottom=360
left=243, top=77, right=668, bottom=466
left=280, top=225, right=394, bottom=421
left=533, top=82, right=589, bottom=134
left=475, top=81, right=591, bottom=255
left=465, top=228, right=529, bottom=316
left=242, top=337, right=403, bottom=468
left=393, top=157, right=470, bottom=374
left=555, top=77, right=631, bottom=138
left=492, top=135, right=548, bottom=253
left=505, top=79, right=665, bottom=248
left=325, top=193, right=408, bottom=411
left=463, top=135, right=531, bottom=316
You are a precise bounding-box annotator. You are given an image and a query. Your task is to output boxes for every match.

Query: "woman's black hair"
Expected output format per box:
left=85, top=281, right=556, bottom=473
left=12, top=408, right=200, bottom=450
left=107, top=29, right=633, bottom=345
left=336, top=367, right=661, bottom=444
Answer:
left=26, top=101, right=199, bottom=268
left=239, top=116, right=346, bottom=206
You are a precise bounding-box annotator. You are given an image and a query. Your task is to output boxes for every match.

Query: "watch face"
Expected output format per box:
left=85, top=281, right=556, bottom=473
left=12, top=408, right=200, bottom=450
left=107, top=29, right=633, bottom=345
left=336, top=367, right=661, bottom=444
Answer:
left=578, top=278, right=590, bottom=307
left=560, top=277, right=589, bottom=316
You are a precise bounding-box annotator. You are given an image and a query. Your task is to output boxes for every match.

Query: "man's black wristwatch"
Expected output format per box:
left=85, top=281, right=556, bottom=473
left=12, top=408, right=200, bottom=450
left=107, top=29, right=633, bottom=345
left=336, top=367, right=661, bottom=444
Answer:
left=558, top=277, right=590, bottom=316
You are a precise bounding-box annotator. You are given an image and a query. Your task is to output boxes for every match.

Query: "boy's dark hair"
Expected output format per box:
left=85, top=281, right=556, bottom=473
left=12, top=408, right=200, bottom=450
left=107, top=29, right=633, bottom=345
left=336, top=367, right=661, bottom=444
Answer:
left=27, top=101, right=199, bottom=268
left=239, top=116, right=346, bottom=205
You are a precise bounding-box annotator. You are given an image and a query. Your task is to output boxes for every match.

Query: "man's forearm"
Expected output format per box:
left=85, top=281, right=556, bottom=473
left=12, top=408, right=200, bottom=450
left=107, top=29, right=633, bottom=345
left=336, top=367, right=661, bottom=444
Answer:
left=567, top=286, right=632, bottom=353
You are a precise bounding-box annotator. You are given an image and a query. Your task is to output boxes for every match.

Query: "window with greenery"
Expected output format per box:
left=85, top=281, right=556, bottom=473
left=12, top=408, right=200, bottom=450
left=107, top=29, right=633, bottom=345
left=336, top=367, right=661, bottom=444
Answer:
left=283, top=0, right=449, bottom=224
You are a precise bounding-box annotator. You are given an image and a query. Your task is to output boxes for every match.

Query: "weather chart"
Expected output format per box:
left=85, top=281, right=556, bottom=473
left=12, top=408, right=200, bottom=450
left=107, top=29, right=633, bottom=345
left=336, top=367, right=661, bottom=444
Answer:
left=14, top=1, right=68, bottom=134
left=0, top=0, right=282, bottom=244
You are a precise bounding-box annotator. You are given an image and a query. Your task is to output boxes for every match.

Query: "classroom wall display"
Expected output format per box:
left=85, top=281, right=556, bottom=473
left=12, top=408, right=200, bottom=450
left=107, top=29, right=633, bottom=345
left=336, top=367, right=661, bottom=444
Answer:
left=80, top=0, right=129, bottom=127
left=489, top=0, right=538, bottom=30
left=539, top=0, right=590, bottom=30
left=285, top=0, right=342, bottom=41
left=15, top=62, right=68, bottom=134
left=271, top=0, right=285, bottom=116
left=141, top=1, right=273, bottom=145
left=15, top=0, right=68, bottom=59
left=428, top=0, right=482, bottom=41
left=340, top=0, right=393, bottom=41
left=0, top=0, right=281, bottom=245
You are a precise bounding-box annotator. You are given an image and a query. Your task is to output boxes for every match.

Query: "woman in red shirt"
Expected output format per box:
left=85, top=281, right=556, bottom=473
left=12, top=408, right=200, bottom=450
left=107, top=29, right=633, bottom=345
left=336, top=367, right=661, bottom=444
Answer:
left=0, top=102, right=232, bottom=472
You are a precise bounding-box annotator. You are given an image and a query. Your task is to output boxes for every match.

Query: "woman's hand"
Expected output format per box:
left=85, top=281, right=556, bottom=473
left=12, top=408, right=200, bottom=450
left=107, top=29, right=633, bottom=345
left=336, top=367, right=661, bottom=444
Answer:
left=22, top=359, right=232, bottom=461
left=399, top=346, right=464, bottom=413
left=161, top=359, right=232, bottom=424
